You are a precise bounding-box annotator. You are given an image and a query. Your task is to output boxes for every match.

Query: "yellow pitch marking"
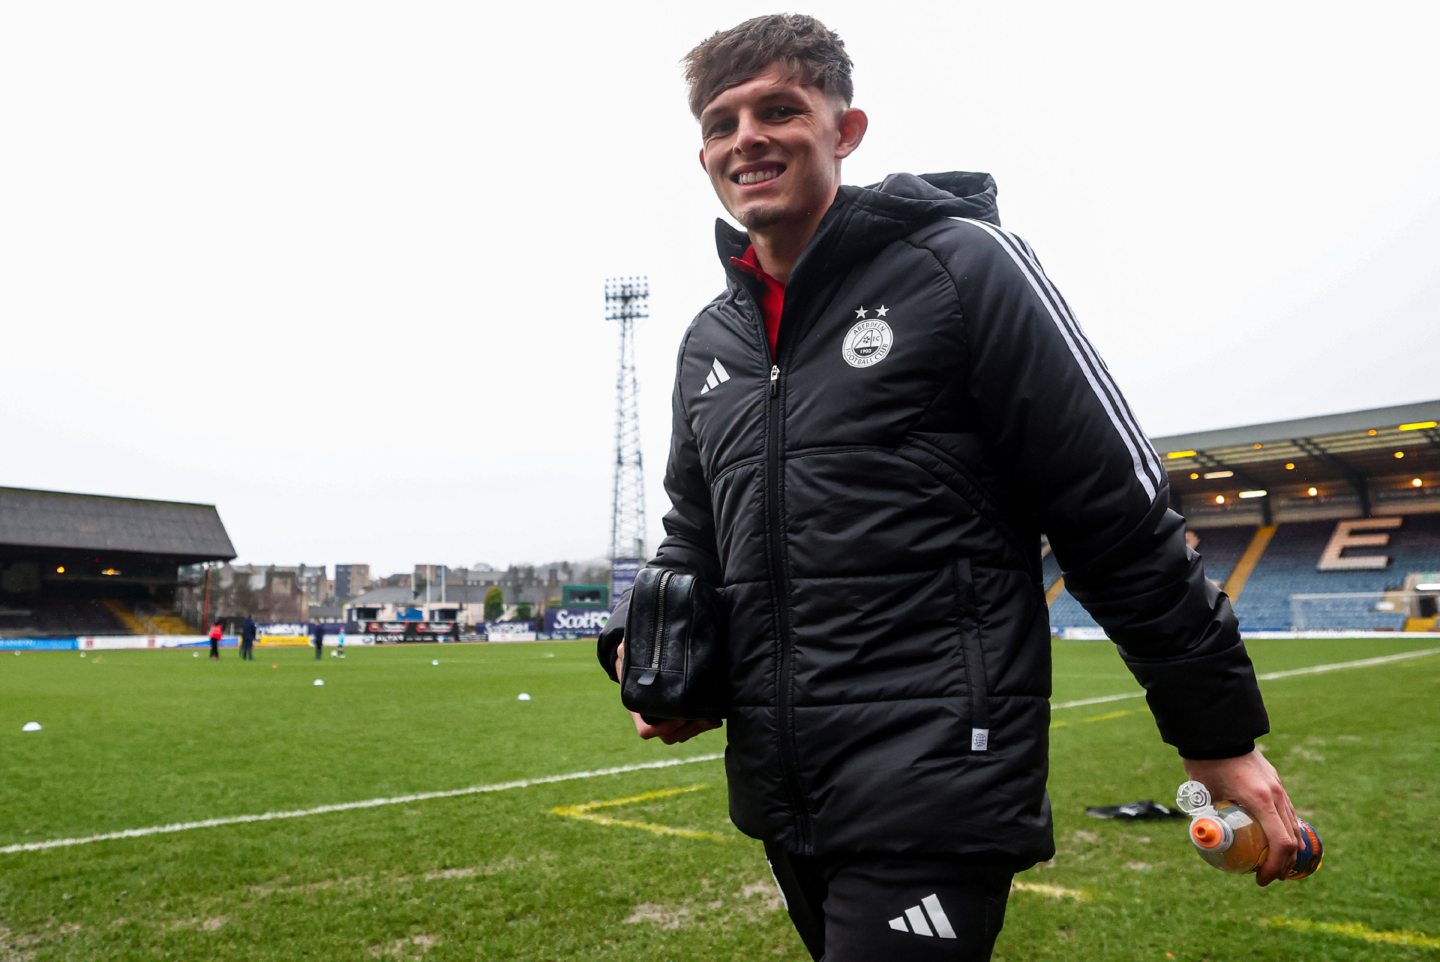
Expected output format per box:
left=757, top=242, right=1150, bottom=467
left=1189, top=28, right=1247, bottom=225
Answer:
left=1012, top=880, right=1092, bottom=902
left=1264, top=917, right=1440, bottom=950
left=550, top=784, right=727, bottom=842
left=1081, top=710, right=1134, bottom=724
left=1053, top=708, right=1135, bottom=731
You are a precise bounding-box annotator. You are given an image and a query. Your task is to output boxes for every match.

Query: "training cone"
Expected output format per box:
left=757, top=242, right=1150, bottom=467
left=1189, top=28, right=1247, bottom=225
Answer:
left=432, top=659, right=440, bottom=666
left=22, top=722, right=42, bottom=732
left=313, top=679, right=325, bottom=687
left=517, top=692, right=532, bottom=701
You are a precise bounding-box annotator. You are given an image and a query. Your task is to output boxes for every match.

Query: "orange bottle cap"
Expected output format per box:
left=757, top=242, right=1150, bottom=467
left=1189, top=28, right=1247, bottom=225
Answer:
left=1191, top=817, right=1225, bottom=849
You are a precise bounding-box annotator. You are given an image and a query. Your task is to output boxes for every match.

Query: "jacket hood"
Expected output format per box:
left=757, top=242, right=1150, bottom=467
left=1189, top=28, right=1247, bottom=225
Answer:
left=717, top=170, right=999, bottom=278
left=850, top=171, right=999, bottom=227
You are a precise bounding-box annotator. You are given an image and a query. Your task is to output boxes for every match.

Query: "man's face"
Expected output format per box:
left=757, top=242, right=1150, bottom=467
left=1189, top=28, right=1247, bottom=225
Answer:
left=697, top=65, right=865, bottom=237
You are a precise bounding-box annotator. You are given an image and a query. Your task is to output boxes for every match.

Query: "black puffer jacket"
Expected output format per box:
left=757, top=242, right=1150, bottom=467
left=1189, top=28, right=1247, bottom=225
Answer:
left=601, top=172, right=1268, bottom=866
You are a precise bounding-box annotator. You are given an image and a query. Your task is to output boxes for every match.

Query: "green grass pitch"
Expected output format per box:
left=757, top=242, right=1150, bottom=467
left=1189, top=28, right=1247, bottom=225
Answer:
left=2, top=637, right=1437, bottom=960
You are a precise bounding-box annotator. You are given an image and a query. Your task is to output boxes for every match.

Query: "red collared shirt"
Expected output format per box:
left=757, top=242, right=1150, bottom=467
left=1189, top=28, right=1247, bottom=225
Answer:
left=729, top=244, right=785, bottom=357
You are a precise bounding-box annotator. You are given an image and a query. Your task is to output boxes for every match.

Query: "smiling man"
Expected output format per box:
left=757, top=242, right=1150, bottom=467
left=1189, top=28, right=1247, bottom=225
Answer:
left=696, top=62, right=866, bottom=281
left=598, top=14, right=1299, bottom=961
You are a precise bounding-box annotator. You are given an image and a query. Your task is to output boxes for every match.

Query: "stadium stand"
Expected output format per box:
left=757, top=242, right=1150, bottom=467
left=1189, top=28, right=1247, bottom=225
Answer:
left=1041, top=549, right=1098, bottom=633
left=1045, top=400, right=1440, bottom=635
left=0, top=596, right=128, bottom=637
left=1188, top=526, right=1254, bottom=588
left=0, top=486, right=236, bottom=638
left=1228, top=516, right=1440, bottom=630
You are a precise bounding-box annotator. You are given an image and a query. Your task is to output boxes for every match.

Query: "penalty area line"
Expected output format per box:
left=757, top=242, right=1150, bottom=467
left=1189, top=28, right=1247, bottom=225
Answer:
left=0, top=753, right=723, bottom=856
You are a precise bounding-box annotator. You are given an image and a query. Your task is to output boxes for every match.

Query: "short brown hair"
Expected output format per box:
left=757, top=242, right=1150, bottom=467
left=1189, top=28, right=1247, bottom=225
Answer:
left=682, top=14, right=853, bottom=118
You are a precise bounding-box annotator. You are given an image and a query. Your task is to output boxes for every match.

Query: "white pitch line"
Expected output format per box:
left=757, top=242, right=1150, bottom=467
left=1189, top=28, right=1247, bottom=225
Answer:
left=1254, top=647, right=1440, bottom=680
left=8, top=647, right=1438, bottom=857
left=0, top=753, right=722, bottom=856
left=1051, top=691, right=1149, bottom=711
left=1051, top=646, right=1440, bottom=711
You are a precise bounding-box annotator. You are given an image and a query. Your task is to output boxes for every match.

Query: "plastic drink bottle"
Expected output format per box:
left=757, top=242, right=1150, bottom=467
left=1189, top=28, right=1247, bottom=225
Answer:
left=1175, top=780, right=1323, bottom=879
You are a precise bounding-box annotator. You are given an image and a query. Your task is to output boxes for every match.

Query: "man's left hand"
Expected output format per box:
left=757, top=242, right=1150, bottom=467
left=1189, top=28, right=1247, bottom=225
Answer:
left=616, top=641, right=722, bottom=744
left=630, top=712, right=722, bottom=744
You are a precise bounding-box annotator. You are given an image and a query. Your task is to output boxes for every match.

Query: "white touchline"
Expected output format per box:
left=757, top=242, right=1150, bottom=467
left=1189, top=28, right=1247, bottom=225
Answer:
left=0, top=753, right=722, bottom=856
left=7, top=646, right=1438, bottom=856
left=1051, top=646, right=1439, bottom=711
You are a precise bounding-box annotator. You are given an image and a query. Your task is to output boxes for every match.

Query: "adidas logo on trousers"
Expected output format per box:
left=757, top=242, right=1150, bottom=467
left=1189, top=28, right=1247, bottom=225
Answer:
left=889, top=894, right=957, bottom=939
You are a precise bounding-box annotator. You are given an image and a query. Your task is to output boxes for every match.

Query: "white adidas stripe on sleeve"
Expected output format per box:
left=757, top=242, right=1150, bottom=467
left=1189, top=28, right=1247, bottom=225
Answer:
left=955, top=218, right=1164, bottom=504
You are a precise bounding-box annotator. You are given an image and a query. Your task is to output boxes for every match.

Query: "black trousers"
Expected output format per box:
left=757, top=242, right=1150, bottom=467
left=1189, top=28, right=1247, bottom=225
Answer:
left=765, top=843, right=1014, bottom=962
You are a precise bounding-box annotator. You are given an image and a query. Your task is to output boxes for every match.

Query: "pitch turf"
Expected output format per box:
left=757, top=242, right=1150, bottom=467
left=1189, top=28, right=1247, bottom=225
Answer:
left=1, top=637, right=1436, bottom=961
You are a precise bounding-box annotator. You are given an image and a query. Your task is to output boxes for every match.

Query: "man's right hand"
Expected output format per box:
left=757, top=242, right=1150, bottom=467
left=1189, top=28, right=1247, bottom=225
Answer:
left=1183, top=747, right=1299, bottom=886
left=616, top=641, right=722, bottom=745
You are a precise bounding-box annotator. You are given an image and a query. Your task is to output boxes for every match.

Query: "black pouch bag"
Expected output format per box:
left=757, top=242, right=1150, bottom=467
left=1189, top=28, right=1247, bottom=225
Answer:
left=620, top=567, right=727, bottom=723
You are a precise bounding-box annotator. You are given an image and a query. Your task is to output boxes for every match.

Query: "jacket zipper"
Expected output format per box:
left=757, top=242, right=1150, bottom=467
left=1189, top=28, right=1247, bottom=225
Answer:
left=735, top=285, right=812, bottom=852
left=953, top=562, right=991, bottom=743
left=638, top=569, right=672, bottom=686
left=763, top=342, right=812, bottom=853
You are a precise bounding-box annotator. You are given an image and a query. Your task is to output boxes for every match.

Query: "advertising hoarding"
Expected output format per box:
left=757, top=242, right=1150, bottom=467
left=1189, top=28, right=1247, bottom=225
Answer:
left=543, top=608, right=612, bottom=639
left=610, top=558, right=642, bottom=605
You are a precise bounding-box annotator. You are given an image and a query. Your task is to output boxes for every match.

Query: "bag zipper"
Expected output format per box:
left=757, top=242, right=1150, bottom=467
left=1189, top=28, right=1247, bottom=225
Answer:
left=638, top=569, right=672, bottom=686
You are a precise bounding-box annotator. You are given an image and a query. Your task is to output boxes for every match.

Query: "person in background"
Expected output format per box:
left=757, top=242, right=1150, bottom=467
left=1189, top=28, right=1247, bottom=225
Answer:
left=311, top=621, right=325, bottom=660
left=240, top=615, right=257, bottom=661
left=208, top=619, right=223, bottom=660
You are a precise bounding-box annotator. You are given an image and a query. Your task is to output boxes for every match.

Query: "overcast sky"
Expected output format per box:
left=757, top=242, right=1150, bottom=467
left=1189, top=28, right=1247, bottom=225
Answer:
left=3, top=2, right=1436, bottom=576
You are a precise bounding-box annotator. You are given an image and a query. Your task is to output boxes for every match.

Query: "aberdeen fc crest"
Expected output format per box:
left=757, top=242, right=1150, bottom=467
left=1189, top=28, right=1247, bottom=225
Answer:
left=842, top=306, right=893, bottom=368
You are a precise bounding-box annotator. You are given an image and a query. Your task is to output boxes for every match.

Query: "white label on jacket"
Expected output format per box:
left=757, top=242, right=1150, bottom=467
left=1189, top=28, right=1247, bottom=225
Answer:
left=971, top=728, right=989, bottom=752
left=842, top=313, right=893, bottom=368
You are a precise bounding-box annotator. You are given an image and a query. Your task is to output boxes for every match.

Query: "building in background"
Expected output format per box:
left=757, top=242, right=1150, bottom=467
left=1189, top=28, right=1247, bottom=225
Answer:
left=298, top=564, right=332, bottom=607
left=207, top=564, right=310, bottom=624
left=335, top=563, right=371, bottom=601
left=344, top=585, right=482, bottom=627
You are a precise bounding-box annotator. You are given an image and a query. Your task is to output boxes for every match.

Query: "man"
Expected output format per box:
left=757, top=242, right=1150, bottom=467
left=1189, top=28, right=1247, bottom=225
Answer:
left=241, top=614, right=257, bottom=661
left=311, top=620, right=325, bottom=660
left=598, top=15, right=1299, bottom=961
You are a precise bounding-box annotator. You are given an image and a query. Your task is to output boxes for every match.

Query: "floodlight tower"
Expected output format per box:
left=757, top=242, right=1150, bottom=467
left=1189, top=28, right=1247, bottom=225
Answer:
left=606, top=276, right=649, bottom=563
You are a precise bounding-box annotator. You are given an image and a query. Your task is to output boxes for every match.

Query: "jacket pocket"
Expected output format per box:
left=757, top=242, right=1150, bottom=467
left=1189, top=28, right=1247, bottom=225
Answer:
left=951, top=557, right=992, bottom=751
left=908, top=437, right=1024, bottom=550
